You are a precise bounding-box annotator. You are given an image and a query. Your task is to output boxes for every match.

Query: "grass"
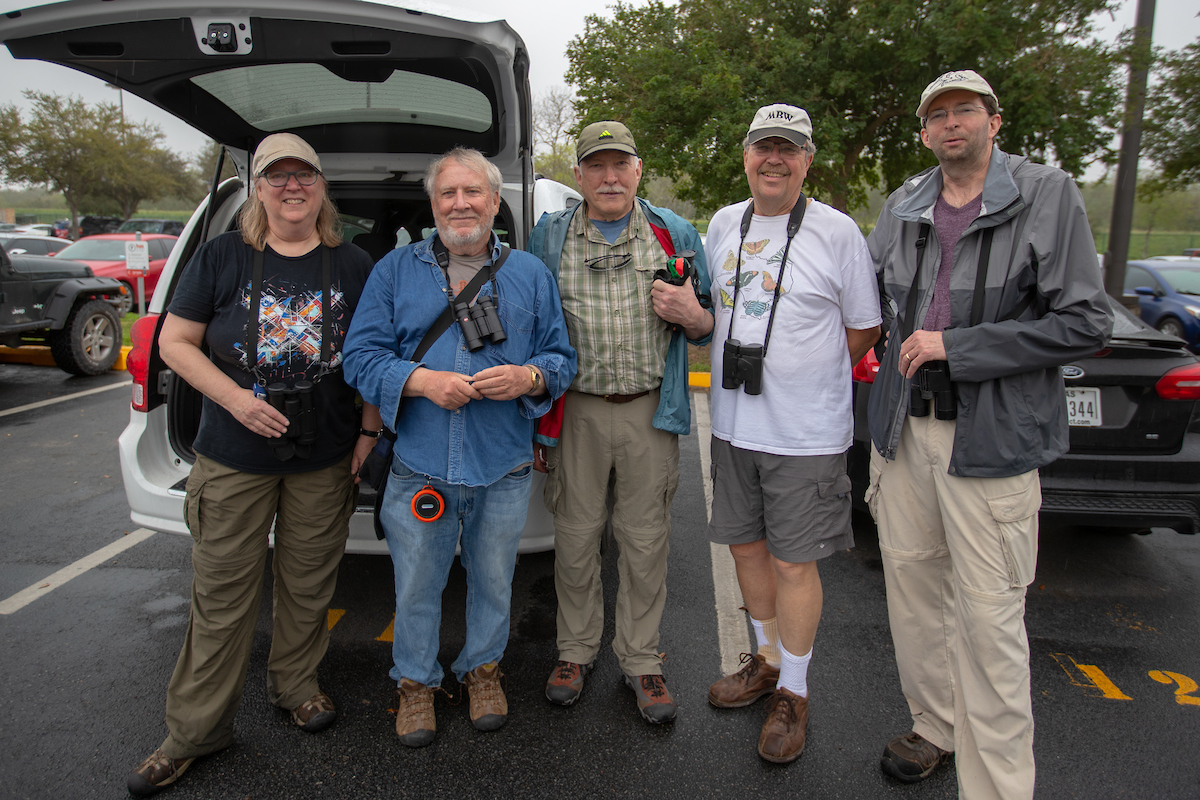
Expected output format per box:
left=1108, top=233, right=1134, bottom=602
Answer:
left=121, top=312, right=139, bottom=347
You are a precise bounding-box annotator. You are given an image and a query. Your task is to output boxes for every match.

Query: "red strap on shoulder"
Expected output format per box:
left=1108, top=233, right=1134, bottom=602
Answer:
left=649, top=222, right=674, bottom=256
left=536, top=393, right=566, bottom=440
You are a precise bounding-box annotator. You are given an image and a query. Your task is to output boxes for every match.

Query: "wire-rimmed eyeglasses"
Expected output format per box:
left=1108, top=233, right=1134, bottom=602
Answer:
left=261, top=169, right=321, bottom=187
left=585, top=253, right=633, bottom=272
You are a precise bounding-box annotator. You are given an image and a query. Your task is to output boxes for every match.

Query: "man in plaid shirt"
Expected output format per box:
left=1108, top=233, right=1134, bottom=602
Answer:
left=527, top=121, right=713, bottom=724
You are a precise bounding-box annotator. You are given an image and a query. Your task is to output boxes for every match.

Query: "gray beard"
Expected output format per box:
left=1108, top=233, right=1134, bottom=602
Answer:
left=438, top=220, right=491, bottom=251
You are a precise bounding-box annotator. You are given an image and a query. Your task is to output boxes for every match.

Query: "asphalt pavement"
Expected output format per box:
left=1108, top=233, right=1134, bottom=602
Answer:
left=1, top=361, right=1198, bottom=799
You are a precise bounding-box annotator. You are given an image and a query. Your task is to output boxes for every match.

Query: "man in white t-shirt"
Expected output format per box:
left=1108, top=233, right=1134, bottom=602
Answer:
left=704, top=103, right=881, bottom=764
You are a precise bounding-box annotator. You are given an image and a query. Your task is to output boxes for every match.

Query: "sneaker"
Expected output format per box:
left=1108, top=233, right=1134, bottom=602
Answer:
left=757, top=688, right=809, bottom=764
left=708, top=652, right=780, bottom=708
left=126, top=749, right=195, bottom=798
left=881, top=731, right=952, bottom=783
left=623, top=673, right=677, bottom=724
left=545, top=660, right=591, bottom=706
left=464, top=662, right=508, bottom=731
left=291, top=691, right=336, bottom=733
left=395, top=678, right=436, bottom=748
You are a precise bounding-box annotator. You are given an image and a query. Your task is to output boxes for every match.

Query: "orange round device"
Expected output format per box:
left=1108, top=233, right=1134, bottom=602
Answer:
left=411, top=485, right=445, bottom=522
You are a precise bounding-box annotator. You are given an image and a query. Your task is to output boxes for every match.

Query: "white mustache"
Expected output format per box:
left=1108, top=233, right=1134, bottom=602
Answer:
left=596, top=187, right=626, bottom=195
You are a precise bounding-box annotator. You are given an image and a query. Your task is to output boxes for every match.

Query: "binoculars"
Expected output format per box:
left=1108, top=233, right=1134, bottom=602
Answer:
left=722, top=338, right=765, bottom=395
left=266, top=380, right=318, bottom=460
left=908, top=360, right=957, bottom=420
left=454, top=294, right=507, bottom=352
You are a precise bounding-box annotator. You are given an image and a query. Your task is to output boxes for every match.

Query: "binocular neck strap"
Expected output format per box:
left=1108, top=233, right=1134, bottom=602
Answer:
left=249, top=245, right=332, bottom=384
left=900, top=222, right=995, bottom=341
left=412, top=242, right=511, bottom=364
left=726, top=196, right=808, bottom=356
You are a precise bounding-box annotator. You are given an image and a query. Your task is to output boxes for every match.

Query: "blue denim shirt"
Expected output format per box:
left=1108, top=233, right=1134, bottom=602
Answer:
left=344, top=234, right=577, bottom=487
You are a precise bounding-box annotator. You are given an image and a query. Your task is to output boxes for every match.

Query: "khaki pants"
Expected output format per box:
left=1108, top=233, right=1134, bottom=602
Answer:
left=544, top=390, right=679, bottom=676
left=868, top=414, right=1039, bottom=800
left=161, top=453, right=355, bottom=759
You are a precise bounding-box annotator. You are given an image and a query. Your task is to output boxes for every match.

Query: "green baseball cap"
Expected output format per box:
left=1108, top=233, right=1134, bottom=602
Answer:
left=576, top=121, right=638, bottom=163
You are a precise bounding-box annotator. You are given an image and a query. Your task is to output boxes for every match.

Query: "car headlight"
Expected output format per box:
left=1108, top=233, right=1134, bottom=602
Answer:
left=1186, top=306, right=1200, bottom=319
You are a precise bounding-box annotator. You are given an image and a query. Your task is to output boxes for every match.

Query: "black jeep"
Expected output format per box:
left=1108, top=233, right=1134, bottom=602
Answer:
left=0, top=245, right=129, bottom=375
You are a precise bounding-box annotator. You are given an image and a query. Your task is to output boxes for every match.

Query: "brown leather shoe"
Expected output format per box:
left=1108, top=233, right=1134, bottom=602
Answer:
left=757, top=687, right=809, bottom=763
left=291, top=691, right=336, bottom=733
left=395, top=678, right=436, bottom=748
left=464, top=662, right=508, bottom=731
left=127, top=749, right=196, bottom=797
left=708, top=652, right=780, bottom=708
left=881, top=731, right=952, bottom=783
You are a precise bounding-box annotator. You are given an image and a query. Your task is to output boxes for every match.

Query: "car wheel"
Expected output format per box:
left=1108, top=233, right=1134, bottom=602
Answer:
left=49, top=299, right=122, bottom=375
left=115, top=281, right=134, bottom=315
left=1157, top=317, right=1186, bottom=340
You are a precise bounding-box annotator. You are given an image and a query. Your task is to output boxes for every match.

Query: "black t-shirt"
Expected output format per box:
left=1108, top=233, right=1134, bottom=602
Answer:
left=168, top=232, right=375, bottom=474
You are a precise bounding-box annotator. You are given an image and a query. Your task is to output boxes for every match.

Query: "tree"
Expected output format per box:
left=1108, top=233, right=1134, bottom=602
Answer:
left=566, top=0, right=1123, bottom=214
left=1143, top=38, right=1200, bottom=191
left=533, top=86, right=578, bottom=184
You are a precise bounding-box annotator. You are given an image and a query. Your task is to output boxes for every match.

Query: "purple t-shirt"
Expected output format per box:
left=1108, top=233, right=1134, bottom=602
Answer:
left=922, top=193, right=982, bottom=332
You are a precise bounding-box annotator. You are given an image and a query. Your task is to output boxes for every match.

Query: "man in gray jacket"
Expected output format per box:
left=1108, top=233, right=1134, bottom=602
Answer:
left=866, top=70, right=1112, bottom=799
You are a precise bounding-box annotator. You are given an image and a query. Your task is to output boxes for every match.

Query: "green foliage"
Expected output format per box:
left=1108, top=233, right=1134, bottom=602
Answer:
left=534, top=141, right=576, bottom=185
left=566, top=0, right=1122, bottom=213
left=0, top=91, right=197, bottom=229
left=1143, top=38, right=1200, bottom=192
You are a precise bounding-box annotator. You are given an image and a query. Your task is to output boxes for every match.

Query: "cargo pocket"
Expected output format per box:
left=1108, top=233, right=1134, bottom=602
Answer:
left=542, top=446, right=562, bottom=515
left=986, top=478, right=1041, bottom=589
left=864, top=455, right=883, bottom=523
left=182, top=464, right=207, bottom=544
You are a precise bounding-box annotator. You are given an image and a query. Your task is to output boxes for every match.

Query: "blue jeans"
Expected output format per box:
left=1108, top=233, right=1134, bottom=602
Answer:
left=380, top=462, right=532, bottom=687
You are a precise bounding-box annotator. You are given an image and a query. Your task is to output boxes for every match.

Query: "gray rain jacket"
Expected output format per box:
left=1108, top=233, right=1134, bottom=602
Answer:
left=866, top=147, right=1113, bottom=478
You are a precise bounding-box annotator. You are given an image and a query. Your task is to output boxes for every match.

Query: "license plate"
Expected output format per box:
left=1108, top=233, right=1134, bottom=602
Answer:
left=1066, top=386, right=1101, bottom=427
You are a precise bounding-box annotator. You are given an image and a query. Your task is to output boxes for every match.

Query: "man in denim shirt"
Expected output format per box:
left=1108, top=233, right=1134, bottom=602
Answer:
left=344, top=148, right=576, bottom=748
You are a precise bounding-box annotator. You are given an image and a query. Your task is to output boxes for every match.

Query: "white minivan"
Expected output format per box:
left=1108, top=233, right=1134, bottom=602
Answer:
left=0, top=0, right=581, bottom=554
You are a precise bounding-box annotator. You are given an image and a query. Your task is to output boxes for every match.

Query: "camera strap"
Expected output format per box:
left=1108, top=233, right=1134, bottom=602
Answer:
left=416, top=240, right=511, bottom=362
left=901, top=223, right=995, bottom=340
left=726, top=196, right=807, bottom=357
left=248, top=245, right=331, bottom=386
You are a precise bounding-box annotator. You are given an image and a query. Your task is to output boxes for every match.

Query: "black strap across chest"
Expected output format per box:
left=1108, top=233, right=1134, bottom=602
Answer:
left=725, top=196, right=807, bottom=356
left=414, top=242, right=511, bottom=362
left=901, top=222, right=996, bottom=340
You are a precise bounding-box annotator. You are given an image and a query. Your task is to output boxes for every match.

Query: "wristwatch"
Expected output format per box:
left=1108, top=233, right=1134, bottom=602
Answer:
left=528, top=365, right=542, bottom=393
left=359, top=427, right=384, bottom=438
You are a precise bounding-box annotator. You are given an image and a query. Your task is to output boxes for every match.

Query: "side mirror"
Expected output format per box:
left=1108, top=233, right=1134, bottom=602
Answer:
left=1133, top=286, right=1157, bottom=297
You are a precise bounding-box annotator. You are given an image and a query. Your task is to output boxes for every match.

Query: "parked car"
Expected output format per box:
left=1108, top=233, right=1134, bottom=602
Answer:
left=1182, top=249, right=1200, bottom=257
left=75, top=215, right=122, bottom=238
left=0, top=246, right=128, bottom=374
left=0, top=0, right=582, bottom=555
left=12, top=223, right=55, bottom=235
left=1122, top=259, right=1200, bottom=350
left=53, top=233, right=177, bottom=314
left=0, top=233, right=72, bottom=256
left=117, top=218, right=186, bottom=236
left=849, top=303, right=1200, bottom=534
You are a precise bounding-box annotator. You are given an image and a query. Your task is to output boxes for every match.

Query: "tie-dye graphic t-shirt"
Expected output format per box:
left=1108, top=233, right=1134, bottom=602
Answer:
left=169, top=232, right=375, bottom=473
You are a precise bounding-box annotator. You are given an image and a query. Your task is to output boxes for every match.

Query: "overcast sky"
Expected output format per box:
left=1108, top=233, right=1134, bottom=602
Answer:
left=0, top=0, right=1197, bottom=168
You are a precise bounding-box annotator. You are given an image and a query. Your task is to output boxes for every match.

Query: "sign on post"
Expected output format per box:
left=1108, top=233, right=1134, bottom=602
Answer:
left=125, top=235, right=150, bottom=316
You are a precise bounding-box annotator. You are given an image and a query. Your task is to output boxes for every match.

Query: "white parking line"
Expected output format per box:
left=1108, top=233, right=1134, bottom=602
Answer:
left=693, top=392, right=750, bottom=675
left=0, top=379, right=131, bottom=419
left=0, top=527, right=157, bottom=615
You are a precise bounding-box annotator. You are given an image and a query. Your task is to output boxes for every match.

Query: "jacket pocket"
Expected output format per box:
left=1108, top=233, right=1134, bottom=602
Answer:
left=986, top=478, right=1041, bottom=589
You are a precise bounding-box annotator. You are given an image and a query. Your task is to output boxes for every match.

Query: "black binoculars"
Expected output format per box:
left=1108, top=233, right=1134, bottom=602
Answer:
left=908, top=360, right=957, bottom=420
left=454, top=294, right=507, bottom=352
left=653, top=249, right=696, bottom=287
left=267, top=380, right=318, bottom=460
left=722, top=338, right=765, bottom=395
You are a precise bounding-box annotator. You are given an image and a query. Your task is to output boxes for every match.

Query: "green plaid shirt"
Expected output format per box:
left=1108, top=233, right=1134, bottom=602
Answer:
left=558, top=202, right=670, bottom=395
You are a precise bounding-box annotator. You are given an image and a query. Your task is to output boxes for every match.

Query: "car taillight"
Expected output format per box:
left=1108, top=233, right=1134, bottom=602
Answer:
left=853, top=349, right=881, bottom=384
left=1155, top=362, right=1200, bottom=400
left=128, top=313, right=160, bottom=411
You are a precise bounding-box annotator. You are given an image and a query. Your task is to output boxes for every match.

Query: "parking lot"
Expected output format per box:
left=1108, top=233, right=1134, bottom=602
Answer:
left=2, top=360, right=1199, bottom=799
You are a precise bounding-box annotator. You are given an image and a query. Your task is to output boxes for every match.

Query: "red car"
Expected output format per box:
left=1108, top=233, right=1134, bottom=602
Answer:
left=53, top=233, right=178, bottom=314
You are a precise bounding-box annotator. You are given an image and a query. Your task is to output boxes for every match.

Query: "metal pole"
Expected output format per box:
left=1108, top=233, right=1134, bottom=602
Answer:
left=135, top=230, right=145, bottom=317
left=1104, top=0, right=1156, bottom=311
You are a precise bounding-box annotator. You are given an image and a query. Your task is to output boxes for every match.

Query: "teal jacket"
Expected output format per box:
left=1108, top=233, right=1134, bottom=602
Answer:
left=527, top=198, right=712, bottom=441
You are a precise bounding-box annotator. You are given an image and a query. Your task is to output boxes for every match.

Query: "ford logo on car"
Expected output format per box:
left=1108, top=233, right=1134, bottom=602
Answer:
left=1062, top=365, right=1086, bottom=379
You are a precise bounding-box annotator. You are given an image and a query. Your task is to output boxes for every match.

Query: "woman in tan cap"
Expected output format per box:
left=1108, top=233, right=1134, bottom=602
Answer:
left=127, top=132, right=381, bottom=798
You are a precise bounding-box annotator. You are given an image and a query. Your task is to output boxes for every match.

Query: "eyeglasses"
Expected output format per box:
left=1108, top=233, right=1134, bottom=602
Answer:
left=584, top=253, right=632, bottom=272
left=924, top=104, right=988, bottom=127
left=750, top=141, right=806, bottom=159
left=260, top=169, right=321, bottom=187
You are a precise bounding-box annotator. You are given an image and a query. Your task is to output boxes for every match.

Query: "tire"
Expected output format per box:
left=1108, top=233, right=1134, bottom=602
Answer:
left=114, top=281, right=134, bottom=315
left=1157, top=317, right=1186, bottom=340
left=49, top=299, right=122, bottom=375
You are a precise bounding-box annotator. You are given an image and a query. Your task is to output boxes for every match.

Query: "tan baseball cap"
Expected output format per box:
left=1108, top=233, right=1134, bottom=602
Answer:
left=252, top=132, right=322, bottom=176
left=746, top=104, right=813, bottom=146
left=576, top=121, right=638, bottom=163
left=916, top=70, right=999, bottom=118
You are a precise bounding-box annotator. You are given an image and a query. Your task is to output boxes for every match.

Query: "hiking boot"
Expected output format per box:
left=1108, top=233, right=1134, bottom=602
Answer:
left=623, top=673, right=677, bottom=724
left=395, top=678, right=436, bottom=748
left=464, top=662, right=508, bottom=731
left=708, top=652, right=780, bottom=708
left=545, top=660, right=591, bottom=706
left=126, top=749, right=195, bottom=798
left=757, top=688, right=809, bottom=764
left=881, top=731, right=952, bottom=783
left=291, top=691, right=336, bottom=733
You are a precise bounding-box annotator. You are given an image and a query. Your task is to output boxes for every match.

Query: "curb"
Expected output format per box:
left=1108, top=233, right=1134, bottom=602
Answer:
left=0, top=345, right=130, bottom=371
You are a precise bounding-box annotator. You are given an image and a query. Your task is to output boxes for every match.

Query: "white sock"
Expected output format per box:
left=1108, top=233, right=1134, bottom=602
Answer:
left=751, top=617, right=781, bottom=667
left=777, top=643, right=812, bottom=698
